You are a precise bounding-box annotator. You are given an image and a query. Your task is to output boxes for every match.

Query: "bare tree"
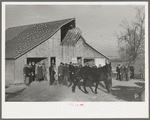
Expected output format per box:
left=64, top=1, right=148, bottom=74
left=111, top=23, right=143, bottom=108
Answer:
left=117, top=7, right=145, bottom=65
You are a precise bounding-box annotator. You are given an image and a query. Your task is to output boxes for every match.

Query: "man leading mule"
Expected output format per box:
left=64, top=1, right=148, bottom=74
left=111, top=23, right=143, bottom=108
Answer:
left=71, top=61, right=112, bottom=94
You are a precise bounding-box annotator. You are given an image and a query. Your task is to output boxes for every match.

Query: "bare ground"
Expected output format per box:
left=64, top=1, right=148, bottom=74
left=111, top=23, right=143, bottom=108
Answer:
left=5, top=78, right=144, bottom=102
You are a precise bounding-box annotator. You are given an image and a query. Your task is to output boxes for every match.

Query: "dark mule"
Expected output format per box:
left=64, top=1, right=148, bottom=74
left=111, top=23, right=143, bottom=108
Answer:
left=71, top=62, right=112, bottom=94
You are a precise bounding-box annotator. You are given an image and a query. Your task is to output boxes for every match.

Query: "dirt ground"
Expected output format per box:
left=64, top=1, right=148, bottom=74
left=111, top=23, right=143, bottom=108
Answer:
left=5, top=78, right=144, bottom=102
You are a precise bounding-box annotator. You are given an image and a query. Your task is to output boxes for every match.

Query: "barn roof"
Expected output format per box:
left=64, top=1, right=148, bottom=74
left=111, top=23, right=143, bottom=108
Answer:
left=6, top=18, right=75, bottom=59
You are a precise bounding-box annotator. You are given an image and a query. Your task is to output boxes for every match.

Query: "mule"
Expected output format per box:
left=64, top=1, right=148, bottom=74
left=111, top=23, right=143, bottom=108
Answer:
left=71, top=62, right=112, bottom=94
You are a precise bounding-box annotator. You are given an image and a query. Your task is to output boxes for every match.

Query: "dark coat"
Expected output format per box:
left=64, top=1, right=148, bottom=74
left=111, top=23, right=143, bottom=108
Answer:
left=24, top=67, right=31, bottom=77
left=42, top=65, right=47, bottom=75
left=116, top=66, right=120, bottom=73
left=58, top=65, right=63, bottom=75
left=31, top=64, right=36, bottom=73
left=63, top=66, right=69, bottom=76
left=49, top=66, right=55, bottom=76
left=120, top=66, right=125, bottom=74
left=124, top=67, right=129, bottom=74
left=37, top=66, right=43, bottom=79
left=23, top=67, right=27, bottom=74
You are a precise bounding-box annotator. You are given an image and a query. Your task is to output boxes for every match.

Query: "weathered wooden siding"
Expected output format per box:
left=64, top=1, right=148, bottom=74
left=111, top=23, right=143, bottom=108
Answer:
left=14, top=30, right=61, bottom=83
left=62, top=37, right=106, bottom=64
left=62, top=45, right=74, bottom=63
left=15, top=54, right=27, bottom=83
left=5, top=60, right=15, bottom=84
left=74, top=37, right=84, bottom=57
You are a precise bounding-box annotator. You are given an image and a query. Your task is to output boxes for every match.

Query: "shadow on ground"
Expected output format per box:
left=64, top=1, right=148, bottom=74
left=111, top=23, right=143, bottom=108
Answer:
left=6, top=88, right=26, bottom=101
left=110, top=85, right=144, bottom=101
left=134, top=82, right=145, bottom=87
left=76, top=80, right=108, bottom=94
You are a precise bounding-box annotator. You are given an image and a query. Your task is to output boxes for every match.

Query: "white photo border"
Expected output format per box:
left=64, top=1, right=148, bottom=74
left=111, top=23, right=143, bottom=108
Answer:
left=2, top=2, right=149, bottom=118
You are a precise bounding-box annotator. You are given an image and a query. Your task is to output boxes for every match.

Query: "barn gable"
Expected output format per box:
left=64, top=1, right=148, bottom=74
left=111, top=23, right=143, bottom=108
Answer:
left=61, top=27, right=82, bottom=46
left=6, top=18, right=75, bottom=59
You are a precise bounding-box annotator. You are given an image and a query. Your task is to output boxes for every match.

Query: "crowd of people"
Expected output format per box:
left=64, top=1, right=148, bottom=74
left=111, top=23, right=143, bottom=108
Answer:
left=51, top=62, right=82, bottom=86
left=23, top=61, right=136, bottom=86
left=23, top=61, right=47, bottom=86
left=116, top=64, right=134, bottom=81
left=23, top=61, right=103, bottom=86
left=23, top=61, right=83, bottom=86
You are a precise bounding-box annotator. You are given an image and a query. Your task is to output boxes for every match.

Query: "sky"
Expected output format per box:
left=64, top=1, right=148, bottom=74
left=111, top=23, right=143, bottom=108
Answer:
left=5, top=4, right=144, bottom=58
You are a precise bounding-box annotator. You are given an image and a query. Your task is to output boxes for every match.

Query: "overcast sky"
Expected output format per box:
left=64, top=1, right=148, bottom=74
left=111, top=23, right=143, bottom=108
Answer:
left=6, top=4, right=144, bottom=58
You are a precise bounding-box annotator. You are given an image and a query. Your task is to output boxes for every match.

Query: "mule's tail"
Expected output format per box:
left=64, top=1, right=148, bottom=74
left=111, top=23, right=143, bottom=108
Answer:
left=68, top=68, right=81, bottom=87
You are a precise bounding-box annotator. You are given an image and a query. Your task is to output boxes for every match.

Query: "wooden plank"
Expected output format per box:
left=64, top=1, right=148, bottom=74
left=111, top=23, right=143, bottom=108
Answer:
left=5, top=60, right=15, bottom=85
left=14, top=54, right=26, bottom=84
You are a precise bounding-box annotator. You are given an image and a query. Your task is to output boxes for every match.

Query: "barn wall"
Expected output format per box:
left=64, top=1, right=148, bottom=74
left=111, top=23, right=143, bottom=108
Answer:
left=5, top=60, right=15, bottom=85
left=15, top=54, right=27, bottom=83
left=14, top=30, right=61, bottom=83
left=74, top=37, right=84, bottom=57
left=62, top=45, right=74, bottom=63
left=83, top=45, right=105, bottom=58
left=61, top=37, right=107, bottom=64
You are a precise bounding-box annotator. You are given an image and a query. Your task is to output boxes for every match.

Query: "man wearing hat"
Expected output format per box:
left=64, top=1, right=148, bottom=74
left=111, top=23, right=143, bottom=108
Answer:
left=116, top=64, right=121, bottom=80
left=58, top=62, right=64, bottom=85
left=63, top=63, right=69, bottom=86
left=49, top=63, right=56, bottom=85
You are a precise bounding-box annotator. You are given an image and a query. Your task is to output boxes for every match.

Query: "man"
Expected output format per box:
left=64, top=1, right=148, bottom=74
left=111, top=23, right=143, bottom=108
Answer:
left=49, top=64, right=55, bottom=85
left=42, top=63, right=47, bottom=81
left=23, top=64, right=27, bottom=85
left=120, top=65, right=125, bottom=81
left=28, top=62, right=33, bottom=82
left=124, top=65, right=130, bottom=81
left=116, top=64, right=121, bottom=80
left=31, top=61, right=36, bottom=81
left=139, top=65, right=144, bottom=80
left=98, top=64, right=102, bottom=68
left=24, top=63, right=32, bottom=86
left=69, top=62, right=74, bottom=83
left=58, top=62, right=63, bottom=85
left=37, top=63, right=44, bottom=82
left=92, top=65, right=97, bottom=68
left=63, top=63, right=69, bottom=86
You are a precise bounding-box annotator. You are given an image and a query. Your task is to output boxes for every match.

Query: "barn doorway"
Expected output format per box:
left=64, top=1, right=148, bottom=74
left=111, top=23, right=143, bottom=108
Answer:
left=50, top=57, right=56, bottom=65
left=27, top=57, right=47, bottom=65
left=27, top=57, right=49, bottom=81
left=84, top=59, right=94, bottom=67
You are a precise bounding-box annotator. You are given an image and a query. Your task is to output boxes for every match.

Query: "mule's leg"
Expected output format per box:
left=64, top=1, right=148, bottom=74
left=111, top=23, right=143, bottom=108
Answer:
left=83, top=78, right=88, bottom=94
left=68, top=78, right=72, bottom=87
left=104, top=81, right=110, bottom=93
left=95, top=81, right=99, bottom=94
left=72, top=78, right=79, bottom=93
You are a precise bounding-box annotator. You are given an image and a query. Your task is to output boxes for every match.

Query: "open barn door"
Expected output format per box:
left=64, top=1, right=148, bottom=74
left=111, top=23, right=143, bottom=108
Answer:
left=95, top=58, right=106, bottom=67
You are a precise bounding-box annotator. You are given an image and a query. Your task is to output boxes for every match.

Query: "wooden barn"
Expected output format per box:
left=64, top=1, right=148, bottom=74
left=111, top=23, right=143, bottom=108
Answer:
left=6, top=18, right=109, bottom=84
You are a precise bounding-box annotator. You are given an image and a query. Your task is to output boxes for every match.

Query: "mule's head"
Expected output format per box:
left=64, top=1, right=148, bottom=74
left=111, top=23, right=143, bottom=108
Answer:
left=105, top=61, right=112, bottom=76
left=107, top=73, right=112, bottom=92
